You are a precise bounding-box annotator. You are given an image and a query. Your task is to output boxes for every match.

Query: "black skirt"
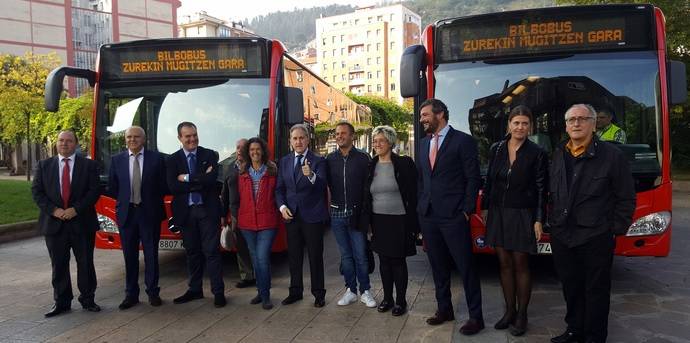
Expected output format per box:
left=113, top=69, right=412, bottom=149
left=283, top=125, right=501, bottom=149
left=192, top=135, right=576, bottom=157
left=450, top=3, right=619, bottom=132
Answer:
left=371, top=213, right=416, bottom=258
left=486, top=206, right=537, bottom=254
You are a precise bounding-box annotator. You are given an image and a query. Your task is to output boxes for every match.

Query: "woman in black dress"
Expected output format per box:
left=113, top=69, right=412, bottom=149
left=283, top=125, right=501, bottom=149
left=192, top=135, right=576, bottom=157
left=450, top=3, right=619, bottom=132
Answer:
left=362, top=125, right=418, bottom=317
left=481, top=105, right=547, bottom=336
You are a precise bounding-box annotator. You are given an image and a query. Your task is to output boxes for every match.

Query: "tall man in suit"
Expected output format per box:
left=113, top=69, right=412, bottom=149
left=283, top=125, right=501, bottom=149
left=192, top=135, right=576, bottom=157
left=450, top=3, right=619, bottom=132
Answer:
left=166, top=122, right=226, bottom=308
left=416, top=99, right=484, bottom=335
left=107, top=126, right=167, bottom=310
left=275, top=124, right=330, bottom=308
left=31, top=130, right=101, bottom=317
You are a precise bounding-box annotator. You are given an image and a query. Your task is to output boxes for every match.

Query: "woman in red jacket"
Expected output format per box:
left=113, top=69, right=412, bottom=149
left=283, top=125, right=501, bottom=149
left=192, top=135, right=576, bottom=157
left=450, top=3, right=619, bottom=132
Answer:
left=236, top=137, right=280, bottom=310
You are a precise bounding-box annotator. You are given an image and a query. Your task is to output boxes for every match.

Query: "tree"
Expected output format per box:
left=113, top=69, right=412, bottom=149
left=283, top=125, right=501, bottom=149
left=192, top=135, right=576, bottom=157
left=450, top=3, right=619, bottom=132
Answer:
left=346, top=94, right=412, bottom=141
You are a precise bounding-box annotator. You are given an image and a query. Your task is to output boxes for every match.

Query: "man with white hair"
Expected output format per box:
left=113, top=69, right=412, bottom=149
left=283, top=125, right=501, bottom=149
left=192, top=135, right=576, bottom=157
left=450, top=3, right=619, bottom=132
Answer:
left=549, top=104, right=635, bottom=343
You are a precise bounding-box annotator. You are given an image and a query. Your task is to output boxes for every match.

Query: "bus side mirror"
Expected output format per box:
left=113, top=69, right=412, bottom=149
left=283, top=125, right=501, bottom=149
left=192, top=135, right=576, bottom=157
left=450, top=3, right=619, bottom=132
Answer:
left=400, top=45, right=427, bottom=98
left=669, top=60, right=687, bottom=106
left=45, top=66, right=96, bottom=112
left=285, top=86, right=304, bottom=125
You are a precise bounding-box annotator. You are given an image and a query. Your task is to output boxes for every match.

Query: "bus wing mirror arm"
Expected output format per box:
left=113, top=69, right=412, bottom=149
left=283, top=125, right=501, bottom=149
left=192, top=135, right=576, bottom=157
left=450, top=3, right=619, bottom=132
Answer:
left=285, top=86, right=305, bottom=126
left=45, top=66, right=97, bottom=112
left=400, top=45, right=427, bottom=98
left=669, top=60, right=687, bottom=106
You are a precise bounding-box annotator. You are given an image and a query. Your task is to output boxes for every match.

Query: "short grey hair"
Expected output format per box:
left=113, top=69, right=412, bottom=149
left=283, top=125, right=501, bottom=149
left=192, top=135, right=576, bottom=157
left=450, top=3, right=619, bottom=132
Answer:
left=372, top=125, right=397, bottom=146
left=564, top=104, right=597, bottom=119
left=290, top=123, right=309, bottom=136
left=125, top=125, right=146, bottom=137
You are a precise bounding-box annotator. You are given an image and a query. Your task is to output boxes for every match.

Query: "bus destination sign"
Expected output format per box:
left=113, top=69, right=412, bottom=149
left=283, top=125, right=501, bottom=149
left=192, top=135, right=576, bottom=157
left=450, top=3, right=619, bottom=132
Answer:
left=101, top=42, right=264, bottom=80
left=437, top=9, right=652, bottom=62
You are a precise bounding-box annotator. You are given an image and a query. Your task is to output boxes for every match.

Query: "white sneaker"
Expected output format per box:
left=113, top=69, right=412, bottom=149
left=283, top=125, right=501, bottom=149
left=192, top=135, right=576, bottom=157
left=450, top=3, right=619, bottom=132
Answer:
left=337, top=289, right=358, bottom=306
left=360, top=290, right=377, bottom=308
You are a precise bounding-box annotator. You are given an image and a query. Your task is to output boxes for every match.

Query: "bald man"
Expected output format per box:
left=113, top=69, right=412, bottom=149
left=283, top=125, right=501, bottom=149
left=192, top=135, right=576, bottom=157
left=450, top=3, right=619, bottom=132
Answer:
left=108, top=126, right=168, bottom=310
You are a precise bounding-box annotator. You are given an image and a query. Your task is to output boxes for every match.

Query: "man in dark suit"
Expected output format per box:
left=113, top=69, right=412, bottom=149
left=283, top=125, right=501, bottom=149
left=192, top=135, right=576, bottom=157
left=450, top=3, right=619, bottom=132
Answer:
left=416, top=99, right=484, bottom=335
left=275, top=124, right=330, bottom=308
left=31, top=130, right=101, bottom=317
left=107, top=126, right=167, bottom=310
left=166, top=122, right=226, bottom=308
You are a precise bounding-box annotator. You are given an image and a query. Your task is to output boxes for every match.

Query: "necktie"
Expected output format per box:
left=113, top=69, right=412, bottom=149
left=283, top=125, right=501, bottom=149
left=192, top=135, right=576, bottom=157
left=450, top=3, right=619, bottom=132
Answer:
left=61, top=158, right=71, bottom=209
left=131, top=153, right=142, bottom=204
left=429, top=134, right=439, bottom=170
left=294, top=154, right=304, bottom=181
left=188, top=153, right=202, bottom=204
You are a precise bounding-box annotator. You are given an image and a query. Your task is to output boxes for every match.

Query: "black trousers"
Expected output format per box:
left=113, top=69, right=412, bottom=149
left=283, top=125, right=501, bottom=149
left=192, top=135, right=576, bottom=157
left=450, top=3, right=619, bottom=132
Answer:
left=120, top=205, right=160, bottom=298
left=552, top=233, right=615, bottom=342
left=379, top=255, right=408, bottom=305
left=419, top=211, right=483, bottom=320
left=44, top=221, right=97, bottom=306
left=286, top=215, right=325, bottom=299
left=181, top=206, right=224, bottom=295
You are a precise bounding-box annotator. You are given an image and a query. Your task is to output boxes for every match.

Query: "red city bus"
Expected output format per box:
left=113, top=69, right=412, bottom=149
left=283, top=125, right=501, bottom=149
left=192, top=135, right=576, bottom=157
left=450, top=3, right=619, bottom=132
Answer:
left=44, top=37, right=362, bottom=252
left=400, top=4, right=687, bottom=256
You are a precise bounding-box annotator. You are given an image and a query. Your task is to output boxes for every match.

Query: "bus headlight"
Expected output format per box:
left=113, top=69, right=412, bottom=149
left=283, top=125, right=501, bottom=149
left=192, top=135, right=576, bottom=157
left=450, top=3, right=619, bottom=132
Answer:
left=97, top=214, right=119, bottom=233
left=626, top=211, right=671, bottom=236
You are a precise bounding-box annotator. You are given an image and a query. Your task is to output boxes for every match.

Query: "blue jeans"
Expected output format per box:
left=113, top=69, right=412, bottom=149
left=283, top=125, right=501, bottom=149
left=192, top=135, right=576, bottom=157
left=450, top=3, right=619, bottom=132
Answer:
left=240, top=228, right=277, bottom=300
left=331, top=216, right=370, bottom=294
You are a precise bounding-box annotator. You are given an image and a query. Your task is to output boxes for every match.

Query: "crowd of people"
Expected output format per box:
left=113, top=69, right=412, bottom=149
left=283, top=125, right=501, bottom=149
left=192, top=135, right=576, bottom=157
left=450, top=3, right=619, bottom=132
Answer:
left=30, top=99, right=635, bottom=343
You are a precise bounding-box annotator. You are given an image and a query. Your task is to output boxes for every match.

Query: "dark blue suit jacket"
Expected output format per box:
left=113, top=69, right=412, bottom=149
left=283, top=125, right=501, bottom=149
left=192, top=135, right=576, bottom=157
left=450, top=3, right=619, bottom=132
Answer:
left=165, top=146, right=221, bottom=226
left=107, top=149, right=167, bottom=228
left=416, top=126, right=480, bottom=218
left=275, top=150, right=329, bottom=223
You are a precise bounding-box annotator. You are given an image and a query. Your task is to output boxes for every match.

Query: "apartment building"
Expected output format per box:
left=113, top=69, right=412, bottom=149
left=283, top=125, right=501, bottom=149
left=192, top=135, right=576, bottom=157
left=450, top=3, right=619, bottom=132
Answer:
left=178, top=11, right=255, bottom=38
left=0, top=0, right=180, bottom=94
left=315, top=4, right=421, bottom=104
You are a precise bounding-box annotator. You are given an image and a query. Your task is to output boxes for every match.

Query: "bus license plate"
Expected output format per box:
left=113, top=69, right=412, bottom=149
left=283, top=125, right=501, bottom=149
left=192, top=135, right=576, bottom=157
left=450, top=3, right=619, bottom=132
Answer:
left=159, top=239, right=184, bottom=250
left=537, top=242, right=552, bottom=254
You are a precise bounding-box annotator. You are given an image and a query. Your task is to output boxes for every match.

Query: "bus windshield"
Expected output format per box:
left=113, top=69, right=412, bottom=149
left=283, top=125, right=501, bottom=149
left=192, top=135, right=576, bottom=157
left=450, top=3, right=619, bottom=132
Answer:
left=96, top=78, right=270, bottom=178
left=434, top=51, right=661, bottom=190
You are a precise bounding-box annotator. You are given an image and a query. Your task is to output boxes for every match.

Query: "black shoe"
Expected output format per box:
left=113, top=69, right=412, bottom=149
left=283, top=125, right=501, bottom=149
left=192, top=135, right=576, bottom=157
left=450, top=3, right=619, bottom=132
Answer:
left=235, top=279, right=256, bottom=288
left=314, top=297, right=325, bottom=308
left=509, top=311, right=527, bottom=336
left=426, top=311, right=455, bottom=325
left=392, top=303, right=407, bottom=316
left=551, top=330, right=585, bottom=343
left=118, top=297, right=139, bottom=310
left=214, top=294, right=227, bottom=308
left=173, top=290, right=204, bottom=304
left=262, top=300, right=274, bottom=310
left=81, top=301, right=101, bottom=312
left=377, top=300, right=394, bottom=313
left=149, top=295, right=162, bottom=307
left=45, top=304, right=71, bottom=318
left=250, top=294, right=262, bottom=305
left=459, top=318, right=485, bottom=335
left=494, top=310, right=516, bottom=330
left=281, top=294, right=303, bottom=305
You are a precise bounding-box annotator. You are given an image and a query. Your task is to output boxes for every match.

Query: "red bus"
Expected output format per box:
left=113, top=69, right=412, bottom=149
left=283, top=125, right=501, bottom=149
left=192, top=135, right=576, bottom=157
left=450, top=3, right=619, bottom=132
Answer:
left=400, top=4, right=686, bottom=256
left=44, top=37, right=363, bottom=252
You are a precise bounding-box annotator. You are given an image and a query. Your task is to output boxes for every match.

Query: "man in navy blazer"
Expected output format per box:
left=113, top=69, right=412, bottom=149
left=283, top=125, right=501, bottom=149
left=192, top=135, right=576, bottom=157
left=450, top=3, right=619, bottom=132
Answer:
left=275, top=124, right=330, bottom=307
left=166, top=122, right=226, bottom=307
left=416, top=99, right=484, bottom=335
left=107, top=126, right=167, bottom=310
left=31, top=130, right=101, bottom=317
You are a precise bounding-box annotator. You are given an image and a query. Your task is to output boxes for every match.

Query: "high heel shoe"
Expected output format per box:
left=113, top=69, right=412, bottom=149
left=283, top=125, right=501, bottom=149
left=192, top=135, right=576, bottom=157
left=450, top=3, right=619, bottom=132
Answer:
left=509, top=311, right=527, bottom=336
left=493, top=310, right=516, bottom=330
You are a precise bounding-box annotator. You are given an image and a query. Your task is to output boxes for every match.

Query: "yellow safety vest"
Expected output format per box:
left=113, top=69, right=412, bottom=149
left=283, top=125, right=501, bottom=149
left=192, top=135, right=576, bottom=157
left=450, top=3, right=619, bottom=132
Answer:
left=599, top=124, right=622, bottom=142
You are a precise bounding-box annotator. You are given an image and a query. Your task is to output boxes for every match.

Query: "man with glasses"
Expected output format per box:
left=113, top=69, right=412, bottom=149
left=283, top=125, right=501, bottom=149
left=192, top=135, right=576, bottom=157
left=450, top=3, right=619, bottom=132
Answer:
left=596, top=108, right=626, bottom=144
left=549, top=104, right=635, bottom=343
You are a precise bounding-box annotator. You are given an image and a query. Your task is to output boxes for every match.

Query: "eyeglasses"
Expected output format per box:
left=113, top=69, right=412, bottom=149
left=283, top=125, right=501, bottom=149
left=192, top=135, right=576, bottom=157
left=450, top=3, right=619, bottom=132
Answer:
left=565, top=116, right=595, bottom=125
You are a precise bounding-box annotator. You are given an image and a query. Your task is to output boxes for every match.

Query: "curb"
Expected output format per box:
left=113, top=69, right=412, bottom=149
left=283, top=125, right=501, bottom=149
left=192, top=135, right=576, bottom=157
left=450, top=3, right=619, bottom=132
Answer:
left=0, top=220, right=38, bottom=244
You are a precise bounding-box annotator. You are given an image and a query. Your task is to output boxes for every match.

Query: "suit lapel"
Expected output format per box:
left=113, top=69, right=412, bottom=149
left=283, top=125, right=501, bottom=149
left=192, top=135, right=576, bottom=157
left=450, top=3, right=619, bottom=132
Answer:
left=70, top=156, right=83, bottom=204
left=50, top=156, right=61, bottom=200
left=421, top=136, right=432, bottom=173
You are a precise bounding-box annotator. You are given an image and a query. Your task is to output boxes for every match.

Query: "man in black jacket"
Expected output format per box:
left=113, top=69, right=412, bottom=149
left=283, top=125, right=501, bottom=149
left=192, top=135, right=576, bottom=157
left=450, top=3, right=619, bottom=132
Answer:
left=166, top=122, right=226, bottom=308
left=325, top=121, right=375, bottom=308
left=549, top=104, right=635, bottom=343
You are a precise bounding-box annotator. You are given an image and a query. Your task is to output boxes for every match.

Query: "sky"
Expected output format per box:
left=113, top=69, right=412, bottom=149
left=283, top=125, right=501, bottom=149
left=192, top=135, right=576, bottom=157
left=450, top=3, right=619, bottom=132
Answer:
left=178, top=0, right=380, bottom=22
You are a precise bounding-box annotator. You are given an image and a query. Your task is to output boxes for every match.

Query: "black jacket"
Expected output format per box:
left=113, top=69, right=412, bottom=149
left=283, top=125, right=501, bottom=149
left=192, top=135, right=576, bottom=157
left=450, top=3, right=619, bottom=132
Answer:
left=326, top=148, right=371, bottom=231
left=481, top=137, right=548, bottom=223
left=548, top=138, right=636, bottom=247
left=362, top=154, right=420, bottom=234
